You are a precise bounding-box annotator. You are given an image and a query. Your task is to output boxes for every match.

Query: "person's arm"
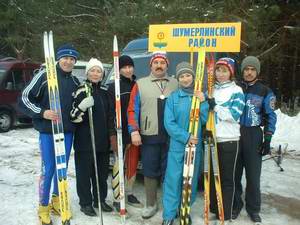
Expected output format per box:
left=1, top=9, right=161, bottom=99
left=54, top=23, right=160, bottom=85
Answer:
left=163, top=94, right=190, bottom=144
left=260, top=90, right=277, bottom=156
left=18, top=69, right=47, bottom=119
left=213, top=91, right=245, bottom=122
left=70, top=85, right=93, bottom=123
left=127, top=84, right=142, bottom=146
left=263, top=91, right=277, bottom=134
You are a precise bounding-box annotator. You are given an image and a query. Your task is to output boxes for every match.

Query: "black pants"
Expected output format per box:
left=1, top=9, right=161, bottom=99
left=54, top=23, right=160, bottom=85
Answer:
left=75, top=151, right=110, bottom=206
left=234, top=126, right=263, bottom=214
left=210, top=141, right=239, bottom=220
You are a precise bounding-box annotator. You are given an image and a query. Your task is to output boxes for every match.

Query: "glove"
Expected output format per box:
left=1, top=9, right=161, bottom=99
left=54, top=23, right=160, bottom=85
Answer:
left=202, top=128, right=213, bottom=139
left=78, top=96, right=94, bottom=112
left=207, top=98, right=216, bottom=110
left=260, top=134, right=272, bottom=156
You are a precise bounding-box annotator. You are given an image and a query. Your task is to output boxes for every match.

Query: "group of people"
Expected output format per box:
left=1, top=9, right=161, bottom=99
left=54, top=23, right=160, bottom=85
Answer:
left=19, top=43, right=277, bottom=225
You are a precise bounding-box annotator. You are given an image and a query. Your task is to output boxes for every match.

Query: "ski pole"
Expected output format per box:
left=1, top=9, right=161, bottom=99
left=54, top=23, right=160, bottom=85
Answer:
left=85, top=83, right=104, bottom=225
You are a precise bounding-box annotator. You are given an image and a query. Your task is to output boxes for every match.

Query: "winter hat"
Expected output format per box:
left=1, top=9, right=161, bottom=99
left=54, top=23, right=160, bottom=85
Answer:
left=85, top=58, right=104, bottom=75
left=56, top=44, right=79, bottom=62
left=119, top=55, right=134, bottom=69
left=176, top=61, right=195, bottom=80
left=215, top=57, right=235, bottom=77
left=150, top=51, right=169, bottom=66
left=241, top=56, right=260, bottom=75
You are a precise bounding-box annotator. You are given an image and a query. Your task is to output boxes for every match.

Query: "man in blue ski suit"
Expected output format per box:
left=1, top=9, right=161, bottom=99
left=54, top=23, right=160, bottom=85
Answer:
left=233, top=56, right=277, bottom=224
left=19, top=44, right=80, bottom=224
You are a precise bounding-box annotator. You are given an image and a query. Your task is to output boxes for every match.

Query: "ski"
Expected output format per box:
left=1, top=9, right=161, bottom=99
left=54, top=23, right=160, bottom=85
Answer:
left=113, top=35, right=126, bottom=223
left=180, top=50, right=206, bottom=225
left=205, top=53, right=225, bottom=225
left=84, top=83, right=104, bottom=225
left=43, top=31, right=71, bottom=225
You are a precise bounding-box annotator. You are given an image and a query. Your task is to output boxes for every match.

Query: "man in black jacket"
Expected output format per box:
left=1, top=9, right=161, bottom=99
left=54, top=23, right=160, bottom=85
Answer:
left=108, top=55, right=143, bottom=211
left=19, top=44, right=80, bottom=225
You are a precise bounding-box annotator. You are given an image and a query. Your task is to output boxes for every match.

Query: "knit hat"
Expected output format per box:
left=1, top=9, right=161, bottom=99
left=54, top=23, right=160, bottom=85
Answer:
left=119, top=55, right=134, bottom=69
left=150, top=51, right=169, bottom=66
left=56, top=44, right=79, bottom=62
left=176, top=62, right=195, bottom=80
left=85, top=58, right=104, bottom=75
left=241, top=56, right=260, bottom=75
left=215, top=57, right=235, bottom=77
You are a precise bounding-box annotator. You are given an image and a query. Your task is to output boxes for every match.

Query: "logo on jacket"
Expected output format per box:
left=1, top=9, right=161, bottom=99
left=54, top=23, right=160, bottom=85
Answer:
left=270, top=96, right=276, bottom=110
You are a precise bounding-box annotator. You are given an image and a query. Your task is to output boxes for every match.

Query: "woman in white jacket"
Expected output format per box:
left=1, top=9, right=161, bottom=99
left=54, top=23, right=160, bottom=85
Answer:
left=206, top=57, right=245, bottom=222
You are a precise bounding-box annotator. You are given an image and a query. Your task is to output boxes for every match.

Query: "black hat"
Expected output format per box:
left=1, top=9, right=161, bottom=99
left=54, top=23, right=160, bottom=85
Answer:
left=119, top=55, right=134, bottom=69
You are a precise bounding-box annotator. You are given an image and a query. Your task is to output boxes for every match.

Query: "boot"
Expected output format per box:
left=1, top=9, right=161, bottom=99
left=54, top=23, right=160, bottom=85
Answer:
left=50, top=195, right=72, bottom=218
left=80, top=205, right=97, bottom=217
left=127, top=194, right=143, bottom=208
left=38, top=205, right=52, bottom=225
left=50, top=195, right=60, bottom=215
left=142, top=203, right=158, bottom=219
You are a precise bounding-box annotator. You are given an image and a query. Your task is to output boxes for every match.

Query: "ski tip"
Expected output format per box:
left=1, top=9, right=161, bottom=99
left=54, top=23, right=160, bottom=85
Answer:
left=113, top=35, right=118, bottom=51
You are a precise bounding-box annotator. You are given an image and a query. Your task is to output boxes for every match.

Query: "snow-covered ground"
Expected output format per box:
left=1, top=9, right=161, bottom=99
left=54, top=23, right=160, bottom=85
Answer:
left=0, top=110, right=299, bottom=225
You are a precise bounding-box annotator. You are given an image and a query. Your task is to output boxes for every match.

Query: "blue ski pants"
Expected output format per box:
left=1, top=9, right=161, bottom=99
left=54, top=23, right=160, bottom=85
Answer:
left=39, top=132, right=73, bottom=206
left=162, top=148, right=202, bottom=220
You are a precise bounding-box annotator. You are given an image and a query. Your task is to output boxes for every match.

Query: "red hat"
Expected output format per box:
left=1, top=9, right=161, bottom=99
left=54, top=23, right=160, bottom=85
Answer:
left=150, top=51, right=169, bottom=66
left=215, top=57, right=235, bottom=77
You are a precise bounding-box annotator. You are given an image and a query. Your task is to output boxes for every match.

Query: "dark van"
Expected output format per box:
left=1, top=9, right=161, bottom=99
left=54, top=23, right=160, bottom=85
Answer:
left=0, top=58, right=40, bottom=132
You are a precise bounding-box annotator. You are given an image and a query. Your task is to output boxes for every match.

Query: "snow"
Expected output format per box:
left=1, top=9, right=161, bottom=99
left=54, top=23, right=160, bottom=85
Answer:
left=272, top=109, right=300, bottom=152
left=0, top=110, right=300, bottom=225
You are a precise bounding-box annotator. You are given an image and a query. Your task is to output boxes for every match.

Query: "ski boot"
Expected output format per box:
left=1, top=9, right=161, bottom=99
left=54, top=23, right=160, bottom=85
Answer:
left=50, top=194, right=72, bottom=218
left=50, top=195, right=60, bottom=215
left=38, top=205, right=52, bottom=225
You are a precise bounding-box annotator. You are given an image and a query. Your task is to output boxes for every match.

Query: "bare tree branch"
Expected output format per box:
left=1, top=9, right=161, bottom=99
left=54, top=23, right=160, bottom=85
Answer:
left=75, top=3, right=101, bottom=10
left=257, top=43, right=278, bottom=58
left=60, top=14, right=99, bottom=19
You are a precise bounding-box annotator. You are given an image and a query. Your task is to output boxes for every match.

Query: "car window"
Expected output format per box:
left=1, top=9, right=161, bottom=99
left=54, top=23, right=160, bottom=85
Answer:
left=5, top=69, right=25, bottom=91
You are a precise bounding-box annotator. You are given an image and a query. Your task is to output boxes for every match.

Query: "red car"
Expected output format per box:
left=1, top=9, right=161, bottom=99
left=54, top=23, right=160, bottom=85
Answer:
left=0, top=58, right=40, bottom=132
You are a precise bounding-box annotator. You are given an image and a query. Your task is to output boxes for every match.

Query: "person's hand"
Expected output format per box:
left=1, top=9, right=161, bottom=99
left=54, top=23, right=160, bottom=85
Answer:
left=110, top=135, right=118, bottom=154
left=188, top=135, right=198, bottom=146
left=194, top=91, right=205, bottom=102
left=78, top=96, right=94, bottom=112
left=207, top=98, right=217, bottom=110
left=43, top=110, right=59, bottom=121
left=261, top=134, right=272, bottom=156
left=131, top=131, right=142, bottom=146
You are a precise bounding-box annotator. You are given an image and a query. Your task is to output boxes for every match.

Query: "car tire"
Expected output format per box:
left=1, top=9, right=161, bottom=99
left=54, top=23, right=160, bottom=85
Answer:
left=0, top=110, right=13, bottom=132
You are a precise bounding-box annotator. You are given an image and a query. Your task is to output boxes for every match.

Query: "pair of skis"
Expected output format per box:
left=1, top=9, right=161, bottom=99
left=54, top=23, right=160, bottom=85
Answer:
left=203, top=54, right=225, bottom=225
left=180, top=50, right=206, bottom=225
left=43, top=31, right=71, bottom=225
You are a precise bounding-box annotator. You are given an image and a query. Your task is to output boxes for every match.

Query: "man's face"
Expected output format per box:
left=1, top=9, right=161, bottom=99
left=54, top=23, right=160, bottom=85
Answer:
left=120, top=65, right=134, bottom=79
left=151, top=58, right=168, bottom=78
left=58, top=56, right=76, bottom=72
left=243, top=66, right=257, bottom=82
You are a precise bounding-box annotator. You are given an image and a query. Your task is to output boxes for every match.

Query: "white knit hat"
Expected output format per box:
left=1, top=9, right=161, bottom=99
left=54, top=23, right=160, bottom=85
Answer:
left=85, top=58, right=104, bottom=75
